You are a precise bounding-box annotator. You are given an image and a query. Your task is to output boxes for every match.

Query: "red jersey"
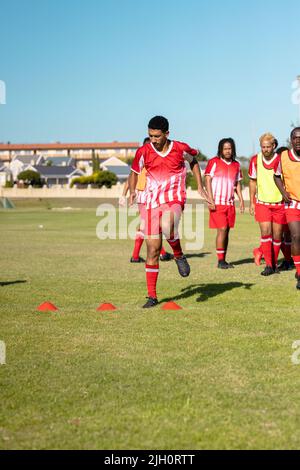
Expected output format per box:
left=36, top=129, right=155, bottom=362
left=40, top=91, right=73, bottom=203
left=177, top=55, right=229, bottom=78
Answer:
left=131, top=141, right=198, bottom=209
left=204, top=157, right=242, bottom=206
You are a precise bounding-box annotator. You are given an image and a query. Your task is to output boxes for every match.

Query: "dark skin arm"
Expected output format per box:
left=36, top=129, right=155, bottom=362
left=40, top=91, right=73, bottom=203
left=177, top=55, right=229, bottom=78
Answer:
left=274, top=174, right=291, bottom=203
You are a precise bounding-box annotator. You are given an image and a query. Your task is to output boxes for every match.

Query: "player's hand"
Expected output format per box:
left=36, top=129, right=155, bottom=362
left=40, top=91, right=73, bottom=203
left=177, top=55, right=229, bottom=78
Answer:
left=249, top=203, right=255, bottom=216
left=207, top=202, right=216, bottom=211
left=198, top=187, right=213, bottom=205
left=129, top=192, right=136, bottom=206
left=240, top=201, right=245, bottom=214
left=119, top=196, right=126, bottom=207
left=282, top=191, right=292, bottom=204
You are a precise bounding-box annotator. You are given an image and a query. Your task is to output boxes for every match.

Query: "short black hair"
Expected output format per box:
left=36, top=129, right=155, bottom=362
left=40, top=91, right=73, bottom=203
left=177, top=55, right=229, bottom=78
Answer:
left=276, top=146, right=289, bottom=154
left=217, top=138, right=237, bottom=160
left=148, top=115, right=169, bottom=132
left=143, top=137, right=150, bottom=145
left=291, top=127, right=300, bottom=138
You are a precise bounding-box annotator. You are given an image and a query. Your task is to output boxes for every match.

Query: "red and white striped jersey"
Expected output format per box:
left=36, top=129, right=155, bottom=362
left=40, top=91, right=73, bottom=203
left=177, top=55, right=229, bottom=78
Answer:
left=136, top=189, right=147, bottom=204
left=131, top=141, right=198, bottom=209
left=204, top=157, right=242, bottom=206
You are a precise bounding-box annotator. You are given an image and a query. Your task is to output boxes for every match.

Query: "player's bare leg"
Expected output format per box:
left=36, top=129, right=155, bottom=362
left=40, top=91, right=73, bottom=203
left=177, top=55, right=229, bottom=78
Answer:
left=162, top=205, right=190, bottom=277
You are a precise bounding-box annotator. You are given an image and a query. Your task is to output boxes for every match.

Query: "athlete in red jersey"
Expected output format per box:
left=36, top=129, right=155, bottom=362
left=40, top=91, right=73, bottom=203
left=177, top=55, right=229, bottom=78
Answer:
left=248, top=133, right=287, bottom=276
left=120, top=138, right=172, bottom=263
left=205, top=138, right=244, bottom=269
left=128, top=115, right=211, bottom=308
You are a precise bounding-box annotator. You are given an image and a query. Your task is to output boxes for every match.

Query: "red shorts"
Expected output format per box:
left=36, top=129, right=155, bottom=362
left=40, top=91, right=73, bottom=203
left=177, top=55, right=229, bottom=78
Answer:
left=209, top=205, right=236, bottom=229
left=285, top=207, right=300, bottom=224
left=141, top=202, right=184, bottom=237
left=255, top=203, right=286, bottom=224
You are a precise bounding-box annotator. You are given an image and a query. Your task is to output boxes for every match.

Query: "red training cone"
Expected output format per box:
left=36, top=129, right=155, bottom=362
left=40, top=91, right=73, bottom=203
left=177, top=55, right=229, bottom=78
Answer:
left=162, top=301, right=182, bottom=311
left=37, top=302, right=58, bottom=312
left=97, top=303, right=117, bottom=311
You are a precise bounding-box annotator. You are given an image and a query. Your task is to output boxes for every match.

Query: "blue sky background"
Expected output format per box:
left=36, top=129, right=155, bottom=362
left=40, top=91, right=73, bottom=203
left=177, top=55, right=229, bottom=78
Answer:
left=0, top=0, right=299, bottom=156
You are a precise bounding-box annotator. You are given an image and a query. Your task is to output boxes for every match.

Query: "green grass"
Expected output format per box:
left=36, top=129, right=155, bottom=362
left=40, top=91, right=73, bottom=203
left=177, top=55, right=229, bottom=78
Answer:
left=1, top=199, right=300, bottom=449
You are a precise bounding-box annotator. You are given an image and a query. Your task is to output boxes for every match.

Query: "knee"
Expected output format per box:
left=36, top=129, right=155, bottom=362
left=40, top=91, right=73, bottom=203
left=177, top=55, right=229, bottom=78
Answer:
left=147, top=244, right=160, bottom=260
left=291, top=233, right=300, bottom=245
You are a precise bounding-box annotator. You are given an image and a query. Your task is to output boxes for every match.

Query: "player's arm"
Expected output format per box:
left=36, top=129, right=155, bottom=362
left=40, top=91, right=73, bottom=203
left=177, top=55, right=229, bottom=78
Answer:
left=128, top=171, right=138, bottom=206
left=119, top=178, right=129, bottom=207
left=274, top=175, right=291, bottom=203
left=235, top=181, right=245, bottom=214
left=249, top=179, right=257, bottom=216
left=189, top=157, right=213, bottom=204
left=204, top=175, right=216, bottom=211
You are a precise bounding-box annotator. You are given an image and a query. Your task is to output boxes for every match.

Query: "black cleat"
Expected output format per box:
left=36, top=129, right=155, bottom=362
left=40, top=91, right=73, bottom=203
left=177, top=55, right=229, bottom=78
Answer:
left=174, top=255, right=190, bottom=277
left=142, top=297, right=158, bottom=308
left=261, top=266, right=275, bottom=276
left=218, top=260, right=234, bottom=269
left=278, top=260, right=294, bottom=271
left=273, top=267, right=280, bottom=274
left=130, top=257, right=145, bottom=263
left=160, top=252, right=173, bottom=262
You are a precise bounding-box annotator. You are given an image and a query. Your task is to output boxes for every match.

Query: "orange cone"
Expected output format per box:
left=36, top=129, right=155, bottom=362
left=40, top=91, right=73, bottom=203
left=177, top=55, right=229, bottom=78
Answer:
left=162, top=301, right=182, bottom=310
left=97, top=303, right=117, bottom=311
left=37, top=302, right=58, bottom=312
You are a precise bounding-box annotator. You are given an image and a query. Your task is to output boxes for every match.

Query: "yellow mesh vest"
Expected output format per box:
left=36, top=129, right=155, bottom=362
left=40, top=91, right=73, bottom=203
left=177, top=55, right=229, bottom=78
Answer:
left=281, top=150, right=300, bottom=202
left=257, top=152, right=282, bottom=203
left=136, top=168, right=147, bottom=191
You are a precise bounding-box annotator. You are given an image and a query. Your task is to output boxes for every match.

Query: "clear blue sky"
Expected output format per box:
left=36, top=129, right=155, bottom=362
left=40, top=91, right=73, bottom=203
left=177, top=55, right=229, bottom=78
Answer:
left=0, top=0, right=299, bottom=156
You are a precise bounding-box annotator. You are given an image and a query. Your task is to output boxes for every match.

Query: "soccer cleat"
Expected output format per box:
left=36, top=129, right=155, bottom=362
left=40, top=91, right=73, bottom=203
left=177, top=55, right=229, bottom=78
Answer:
left=218, top=260, right=234, bottom=270
left=160, top=252, right=173, bottom=262
left=277, top=260, right=294, bottom=271
left=261, top=266, right=275, bottom=276
left=142, top=297, right=158, bottom=308
left=174, top=255, right=190, bottom=277
left=253, top=247, right=263, bottom=266
left=130, top=257, right=145, bottom=263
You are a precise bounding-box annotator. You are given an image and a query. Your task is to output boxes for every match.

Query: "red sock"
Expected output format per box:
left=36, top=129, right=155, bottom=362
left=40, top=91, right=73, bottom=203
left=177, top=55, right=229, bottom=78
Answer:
left=272, top=239, right=281, bottom=267
left=132, top=231, right=144, bottom=259
left=145, top=264, right=159, bottom=298
left=216, top=248, right=226, bottom=261
left=281, top=242, right=292, bottom=262
left=261, top=235, right=273, bottom=267
left=167, top=238, right=183, bottom=258
left=293, top=256, right=300, bottom=277
left=160, top=246, right=167, bottom=256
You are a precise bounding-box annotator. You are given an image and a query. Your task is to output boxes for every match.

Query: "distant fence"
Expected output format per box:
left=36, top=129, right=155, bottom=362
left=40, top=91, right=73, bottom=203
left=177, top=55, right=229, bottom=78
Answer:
left=1, top=185, right=250, bottom=200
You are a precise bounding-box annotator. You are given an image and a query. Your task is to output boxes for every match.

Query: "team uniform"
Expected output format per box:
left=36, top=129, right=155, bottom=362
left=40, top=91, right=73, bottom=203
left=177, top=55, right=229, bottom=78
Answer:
left=248, top=153, right=287, bottom=269
left=132, top=141, right=198, bottom=236
left=131, top=140, right=198, bottom=300
left=274, top=149, right=300, bottom=277
left=205, top=157, right=242, bottom=229
left=131, top=168, right=170, bottom=261
left=274, top=149, right=300, bottom=222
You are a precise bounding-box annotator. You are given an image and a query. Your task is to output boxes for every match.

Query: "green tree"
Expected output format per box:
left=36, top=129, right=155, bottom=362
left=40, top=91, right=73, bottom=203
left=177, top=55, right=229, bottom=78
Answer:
left=17, top=170, right=43, bottom=187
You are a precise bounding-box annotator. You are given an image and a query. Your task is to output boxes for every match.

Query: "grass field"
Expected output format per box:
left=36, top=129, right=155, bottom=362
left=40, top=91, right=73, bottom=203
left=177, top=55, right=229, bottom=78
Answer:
left=1, top=198, right=300, bottom=450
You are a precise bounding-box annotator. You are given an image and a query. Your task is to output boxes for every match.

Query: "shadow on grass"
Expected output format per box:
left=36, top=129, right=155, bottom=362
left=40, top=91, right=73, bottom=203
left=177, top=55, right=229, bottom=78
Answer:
left=159, top=282, right=254, bottom=303
left=0, top=280, right=27, bottom=287
left=185, top=252, right=212, bottom=259
left=231, top=258, right=254, bottom=266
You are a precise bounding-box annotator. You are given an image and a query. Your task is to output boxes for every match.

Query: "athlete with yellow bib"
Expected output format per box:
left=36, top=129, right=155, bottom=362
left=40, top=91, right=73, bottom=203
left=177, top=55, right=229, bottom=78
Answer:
left=248, top=133, right=286, bottom=276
